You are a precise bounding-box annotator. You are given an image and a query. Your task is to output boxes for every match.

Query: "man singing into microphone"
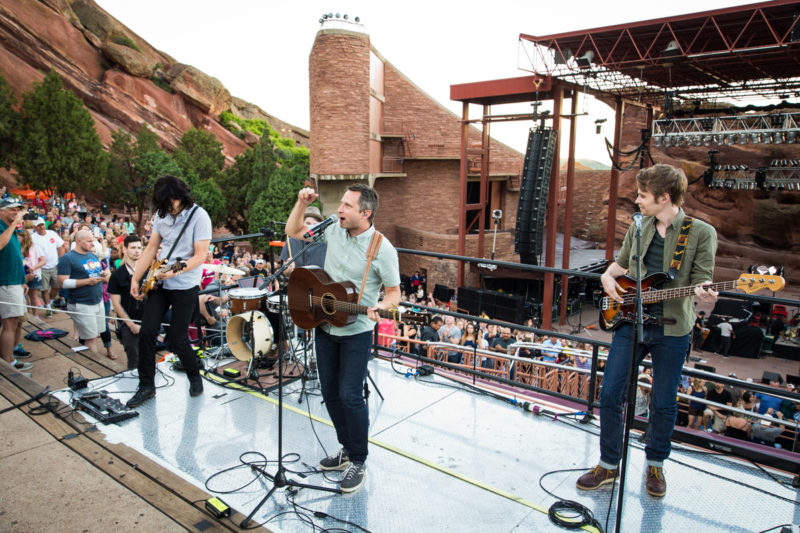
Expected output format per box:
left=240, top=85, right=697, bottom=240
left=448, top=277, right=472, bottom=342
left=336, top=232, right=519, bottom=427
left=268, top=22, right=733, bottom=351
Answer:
left=286, top=184, right=400, bottom=493
left=576, top=164, right=718, bottom=497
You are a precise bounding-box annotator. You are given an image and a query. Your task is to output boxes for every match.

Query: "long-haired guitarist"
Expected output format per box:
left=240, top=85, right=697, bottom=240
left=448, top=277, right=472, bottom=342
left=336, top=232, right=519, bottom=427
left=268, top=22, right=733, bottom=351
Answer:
left=576, top=164, right=718, bottom=498
left=126, top=175, right=212, bottom=408
left=286, top=183, right=400, bottom=493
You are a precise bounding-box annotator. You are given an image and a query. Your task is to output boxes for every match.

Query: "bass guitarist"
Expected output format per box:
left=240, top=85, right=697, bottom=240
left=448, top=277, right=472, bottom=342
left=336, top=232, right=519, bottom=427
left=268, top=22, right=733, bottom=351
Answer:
left=286, top=184, right=400, bottom=493
left=126, top=175, right=212, bottom=408
left=576, top=164, right=718, bottom=498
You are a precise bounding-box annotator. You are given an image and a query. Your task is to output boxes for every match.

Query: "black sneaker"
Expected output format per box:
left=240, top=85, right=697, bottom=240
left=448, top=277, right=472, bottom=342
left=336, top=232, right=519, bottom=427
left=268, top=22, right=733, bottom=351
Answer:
left=319, top=448, right=350, bottom=471
left=340, top=462, right=366, bottom=493
left=14, top=346, right=31, bottom=358
left=188, top=374, right=203, bottom=397
left=126, top=387, right=156, bottom=408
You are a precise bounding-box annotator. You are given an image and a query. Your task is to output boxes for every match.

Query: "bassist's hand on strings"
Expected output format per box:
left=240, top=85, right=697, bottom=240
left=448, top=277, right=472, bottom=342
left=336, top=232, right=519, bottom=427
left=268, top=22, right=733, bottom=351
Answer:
left=694, top=281, right=718, bottom=304
left=601, top=269, right=628, bottom=303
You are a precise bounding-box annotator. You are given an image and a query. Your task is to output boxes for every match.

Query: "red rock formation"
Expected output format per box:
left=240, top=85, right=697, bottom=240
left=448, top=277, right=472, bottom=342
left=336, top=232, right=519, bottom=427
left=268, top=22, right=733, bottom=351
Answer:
left=0, top=0, right=305, bottom=163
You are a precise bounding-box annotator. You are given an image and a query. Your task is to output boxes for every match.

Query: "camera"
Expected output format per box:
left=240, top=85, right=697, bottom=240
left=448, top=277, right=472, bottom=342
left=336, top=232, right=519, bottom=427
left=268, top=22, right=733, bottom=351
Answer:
left=492, top=209, right=502, bottom=220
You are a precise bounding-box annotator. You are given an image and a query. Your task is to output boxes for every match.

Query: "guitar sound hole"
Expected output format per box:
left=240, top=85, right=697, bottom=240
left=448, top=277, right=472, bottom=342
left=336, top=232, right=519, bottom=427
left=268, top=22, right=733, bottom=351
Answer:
left=320, top=293, right=336, bottom=315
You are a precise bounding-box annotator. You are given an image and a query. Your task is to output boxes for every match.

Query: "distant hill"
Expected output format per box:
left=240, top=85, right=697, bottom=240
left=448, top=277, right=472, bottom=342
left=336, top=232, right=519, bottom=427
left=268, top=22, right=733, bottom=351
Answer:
left=560, top=158, right=611, bottom=170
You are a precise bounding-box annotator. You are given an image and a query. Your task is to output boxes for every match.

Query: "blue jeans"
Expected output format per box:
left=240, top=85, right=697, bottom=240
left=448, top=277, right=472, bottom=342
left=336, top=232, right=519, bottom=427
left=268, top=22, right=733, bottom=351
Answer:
left=315, top=327, right=372, bottom=464
left=599, top=323, right=689, bottom=467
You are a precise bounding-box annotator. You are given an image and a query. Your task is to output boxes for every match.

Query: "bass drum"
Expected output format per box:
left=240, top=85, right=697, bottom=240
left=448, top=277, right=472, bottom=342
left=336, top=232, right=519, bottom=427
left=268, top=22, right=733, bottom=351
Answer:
left=226, top=311, right=273, bottom=361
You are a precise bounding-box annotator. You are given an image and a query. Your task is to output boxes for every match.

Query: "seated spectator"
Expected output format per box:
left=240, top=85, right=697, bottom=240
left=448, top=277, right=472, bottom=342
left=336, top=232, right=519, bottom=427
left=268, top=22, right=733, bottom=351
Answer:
left=703, top=381, right=734, bottom=433
left=756, top=381, right=784, bottom=415
left=635, top=374, right=652, bottom=417
left=540, top=335, right=562, bottom=363
left=751, top=410, right=785, bottom=446
left=723, top=402, right=752, bottom=440
left=459, top=322, right=482, bottom=350
left=487, top=327, right=515, bottom=371
left=687, top=378, right=707, bottom=429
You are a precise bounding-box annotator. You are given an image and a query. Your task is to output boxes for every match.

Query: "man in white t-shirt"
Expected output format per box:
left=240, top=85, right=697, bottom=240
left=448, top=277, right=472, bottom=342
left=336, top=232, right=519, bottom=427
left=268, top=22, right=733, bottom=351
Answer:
left=31, top=218, right=64, bottom=312
left=717, top=318, right=734, bottom=358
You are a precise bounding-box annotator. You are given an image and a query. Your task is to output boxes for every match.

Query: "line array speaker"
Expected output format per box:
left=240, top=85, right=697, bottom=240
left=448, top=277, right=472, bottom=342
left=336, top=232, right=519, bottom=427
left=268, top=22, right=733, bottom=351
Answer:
left=515, top=126, right=557, bottom=265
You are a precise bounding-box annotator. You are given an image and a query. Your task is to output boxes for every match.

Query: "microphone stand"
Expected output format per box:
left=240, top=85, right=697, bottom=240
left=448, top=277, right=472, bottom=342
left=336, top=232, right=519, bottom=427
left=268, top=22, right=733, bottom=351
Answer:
left=614, top=220, right=645, bottom=533
left=241, top=233, right=339, bottom=528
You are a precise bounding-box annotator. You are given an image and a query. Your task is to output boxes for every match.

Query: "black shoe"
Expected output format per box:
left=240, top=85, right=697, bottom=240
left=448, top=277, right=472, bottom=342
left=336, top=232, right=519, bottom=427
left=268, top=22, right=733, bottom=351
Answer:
left=188, top=374, right=204, bottom=397
left=14, top=347, right=31, bottom=358
left=126, top=387, right=155, bottom=408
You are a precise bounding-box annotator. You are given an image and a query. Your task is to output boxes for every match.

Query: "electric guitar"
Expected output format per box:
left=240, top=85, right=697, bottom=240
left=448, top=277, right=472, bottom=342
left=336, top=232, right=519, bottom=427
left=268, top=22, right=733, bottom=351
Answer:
left=599, top=271, right=785, bottom=331
left=139, top=258, right=186, bottom=295
left=287, top=266, right=431, bottom=330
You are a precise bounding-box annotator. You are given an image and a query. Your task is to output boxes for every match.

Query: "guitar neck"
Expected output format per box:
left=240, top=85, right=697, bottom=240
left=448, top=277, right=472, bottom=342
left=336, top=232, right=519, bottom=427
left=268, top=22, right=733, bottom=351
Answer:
left=642, top=279, right=739, bottom=304
left=313, top=296, right=398, bottom=321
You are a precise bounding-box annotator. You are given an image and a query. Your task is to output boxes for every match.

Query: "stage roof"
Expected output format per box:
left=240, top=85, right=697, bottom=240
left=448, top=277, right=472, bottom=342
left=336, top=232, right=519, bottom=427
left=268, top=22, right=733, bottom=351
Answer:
left=519, top=0, right=800, bottom=105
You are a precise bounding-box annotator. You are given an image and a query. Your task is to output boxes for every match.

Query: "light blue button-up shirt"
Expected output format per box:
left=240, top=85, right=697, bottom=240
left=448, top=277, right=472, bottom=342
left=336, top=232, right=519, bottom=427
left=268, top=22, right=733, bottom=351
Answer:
left=321, top=223, right=400, bottom=336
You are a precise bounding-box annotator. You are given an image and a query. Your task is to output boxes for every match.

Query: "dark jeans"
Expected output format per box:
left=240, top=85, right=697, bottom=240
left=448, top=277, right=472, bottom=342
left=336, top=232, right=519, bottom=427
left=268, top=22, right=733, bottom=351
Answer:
left=599, top=323, right=689, bottom=467
left=720, top=336, right=732, bottom=356
left=120, top=323, right=140, bottom=370
left=137, top=287, right=200, bottom=388
left=315, top=327, right=372, bottom=464
left=100, top=299, right=112, bottom=348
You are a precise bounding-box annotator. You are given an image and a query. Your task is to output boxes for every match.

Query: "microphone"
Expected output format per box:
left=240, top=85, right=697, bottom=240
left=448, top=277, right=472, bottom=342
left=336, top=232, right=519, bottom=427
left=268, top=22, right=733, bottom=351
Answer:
left=303, top=214, right=338, bottom=239
left=632, top=212, right=643, bottom=230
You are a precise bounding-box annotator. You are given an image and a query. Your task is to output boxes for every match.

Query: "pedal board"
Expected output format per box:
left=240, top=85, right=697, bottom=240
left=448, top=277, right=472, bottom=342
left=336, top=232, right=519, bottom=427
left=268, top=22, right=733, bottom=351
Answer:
left=73, top=390, right=139, bottom=425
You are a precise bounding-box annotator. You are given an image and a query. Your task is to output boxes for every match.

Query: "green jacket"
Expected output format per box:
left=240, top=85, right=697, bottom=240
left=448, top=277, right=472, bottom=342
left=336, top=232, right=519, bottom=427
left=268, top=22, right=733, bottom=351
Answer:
left=615, top=208, right=717, bottom=336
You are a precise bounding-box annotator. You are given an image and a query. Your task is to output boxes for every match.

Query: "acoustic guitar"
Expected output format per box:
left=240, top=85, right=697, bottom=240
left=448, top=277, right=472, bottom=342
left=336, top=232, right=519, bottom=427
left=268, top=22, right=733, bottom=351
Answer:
left=287, top=266, right=430, bottom=330
left=140, top=258, right=186, bottom=295
left=599, top=271, right=785, bottom=331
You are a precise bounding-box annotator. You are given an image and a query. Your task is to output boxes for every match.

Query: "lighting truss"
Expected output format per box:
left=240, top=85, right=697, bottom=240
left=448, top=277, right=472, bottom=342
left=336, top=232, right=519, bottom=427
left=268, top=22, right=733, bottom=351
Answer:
left=705, top=159, right=800, bottom=191
left=652, top=112, right=800, bottom=147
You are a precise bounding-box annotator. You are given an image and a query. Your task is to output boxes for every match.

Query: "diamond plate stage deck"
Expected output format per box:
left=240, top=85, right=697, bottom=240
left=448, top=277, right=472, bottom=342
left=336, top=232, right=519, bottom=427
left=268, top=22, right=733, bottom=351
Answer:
left=54, top=356, right=800, bottom=533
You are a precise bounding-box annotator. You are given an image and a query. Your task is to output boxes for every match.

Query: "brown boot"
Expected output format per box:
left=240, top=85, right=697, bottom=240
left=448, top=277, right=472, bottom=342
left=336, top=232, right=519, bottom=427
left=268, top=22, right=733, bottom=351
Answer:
left=576, top=465, right=618, bottom=490
left=645, top=465, right=666, bottom=497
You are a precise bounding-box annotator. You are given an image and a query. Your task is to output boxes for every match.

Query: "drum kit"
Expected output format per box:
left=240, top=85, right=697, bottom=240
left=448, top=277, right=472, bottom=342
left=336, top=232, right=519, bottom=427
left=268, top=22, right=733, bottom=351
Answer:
left=209, top=284, right=316, bottom=382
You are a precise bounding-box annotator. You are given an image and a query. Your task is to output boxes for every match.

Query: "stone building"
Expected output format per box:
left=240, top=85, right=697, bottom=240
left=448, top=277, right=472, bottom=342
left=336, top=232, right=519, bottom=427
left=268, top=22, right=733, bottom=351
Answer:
left=309, top=27, right=525, bottom=293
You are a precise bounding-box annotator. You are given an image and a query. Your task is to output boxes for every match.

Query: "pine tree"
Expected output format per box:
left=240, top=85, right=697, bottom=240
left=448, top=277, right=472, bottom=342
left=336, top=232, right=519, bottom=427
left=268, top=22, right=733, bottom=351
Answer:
left=0, top=73, right=19, bottom=169
left=14, top=70, right=106, bottom=197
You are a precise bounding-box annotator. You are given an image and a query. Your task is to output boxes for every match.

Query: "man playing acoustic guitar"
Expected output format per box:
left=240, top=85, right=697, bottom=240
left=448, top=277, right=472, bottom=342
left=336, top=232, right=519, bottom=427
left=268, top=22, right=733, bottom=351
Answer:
left=576, top=164, right=718, bottom=498
left=126, top=175, right=212, bottom=408
left=286, top=184, right=400, bottom=493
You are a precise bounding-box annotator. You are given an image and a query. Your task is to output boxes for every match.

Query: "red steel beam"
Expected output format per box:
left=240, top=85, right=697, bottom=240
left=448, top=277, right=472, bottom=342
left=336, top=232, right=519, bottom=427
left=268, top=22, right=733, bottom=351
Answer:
left=559, top=93, right=579, bottom=327
left=605, top=98, right=624, bottom=261
left=541, top=82, right=563, bottom=331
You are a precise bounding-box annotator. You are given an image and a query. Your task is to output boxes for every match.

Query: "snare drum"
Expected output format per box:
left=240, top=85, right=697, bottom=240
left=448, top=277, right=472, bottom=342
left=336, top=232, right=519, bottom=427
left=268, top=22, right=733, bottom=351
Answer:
left=266, top=294, right=282, bottom=314
left=229, top=287, right=267, bottom=315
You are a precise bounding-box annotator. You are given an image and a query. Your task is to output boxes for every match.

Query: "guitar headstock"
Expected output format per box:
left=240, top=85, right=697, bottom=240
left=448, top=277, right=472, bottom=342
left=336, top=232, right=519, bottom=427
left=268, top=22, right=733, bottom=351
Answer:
left=736, top=271, right=785, bottom=294
left=401, top=311, right=431, bottom=326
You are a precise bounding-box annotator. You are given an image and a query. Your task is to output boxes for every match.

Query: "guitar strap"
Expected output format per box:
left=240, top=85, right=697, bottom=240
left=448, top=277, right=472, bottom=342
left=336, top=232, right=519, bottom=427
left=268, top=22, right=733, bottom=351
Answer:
left=164, top=205, right=199, bottom=263
left=357, top=230, right=383, bottom=305
left=667, top=216, right=694, bottom=280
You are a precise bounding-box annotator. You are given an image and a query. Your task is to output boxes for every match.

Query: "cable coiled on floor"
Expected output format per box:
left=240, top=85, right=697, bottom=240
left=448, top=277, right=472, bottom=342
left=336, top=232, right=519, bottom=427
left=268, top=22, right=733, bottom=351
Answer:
left=548, top=499, right=604, bottom=532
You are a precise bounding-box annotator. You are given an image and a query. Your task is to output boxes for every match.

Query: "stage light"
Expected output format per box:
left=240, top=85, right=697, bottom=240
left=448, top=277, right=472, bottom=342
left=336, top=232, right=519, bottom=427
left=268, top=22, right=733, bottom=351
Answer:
left=335, top=13, right=340, bottom=18
left=702, top=135, right=711, bottom=146
left=343, top=14, right=349, bottom=20
left=355, top=16, right=360, bottom=22
left=576, top=50, right=594, bottom=69
left=554, top=48, right=573, bottom=65
left=662, top=40, right=681, bottom=57
left=787, top=131, right=796, bottom=143
left=693, top=136, right=702, bottom=147
left=653, top=136, right=662, bottom=147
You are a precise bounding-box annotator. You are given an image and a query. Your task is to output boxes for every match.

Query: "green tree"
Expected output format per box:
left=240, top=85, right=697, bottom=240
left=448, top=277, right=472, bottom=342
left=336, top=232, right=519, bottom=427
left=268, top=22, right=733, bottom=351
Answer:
left=105, top=125, right=181, bottom=232
left=248, top=164, right=309, bottom=250
left=13, top=70, right=106, bottom=197
left=173, top=127, right=225, bottom=184
left=0, top=73, right=19, bottom=169
left=217, top=135, right=279, bottom=235
left=192, top=177, right=227, bottom=228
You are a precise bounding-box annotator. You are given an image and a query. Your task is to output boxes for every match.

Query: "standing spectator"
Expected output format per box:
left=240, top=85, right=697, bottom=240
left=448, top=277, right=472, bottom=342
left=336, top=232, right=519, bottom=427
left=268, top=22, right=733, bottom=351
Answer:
left=123, top=216, right=135, bottom=235
left=419, top=315, right=443, bottom=346
left=717, top=317, right=734, bottom=358
left=31, top=217, right=64, bottom=314
left=57, top=229, right=110, bottom=354
left=686, top=378, right=707, bottom=429
left=692, top=310, right=706, bottom=350
left=0, top=197, right=33, bottom=374
left=20, top=227, right=45, bottom=318
left=635, top=374, right=653, bottom=417
left=439, top=315, right=462, bottom=364
left=108, top=235, right=144, bottom=369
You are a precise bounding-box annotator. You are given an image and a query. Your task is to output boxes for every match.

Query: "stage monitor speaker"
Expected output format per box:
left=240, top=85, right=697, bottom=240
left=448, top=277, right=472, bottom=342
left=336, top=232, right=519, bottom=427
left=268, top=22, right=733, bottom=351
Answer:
left=434, top=284, right=454, bottom=304
left=762, top=371, right=783, bottom=384
left=786, top=374, right=800, bottom=387
left=694, top=363, right=716, bottom=373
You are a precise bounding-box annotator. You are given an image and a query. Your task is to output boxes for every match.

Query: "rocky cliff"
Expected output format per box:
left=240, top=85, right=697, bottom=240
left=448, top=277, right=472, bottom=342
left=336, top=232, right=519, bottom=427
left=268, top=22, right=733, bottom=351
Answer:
left=0, top=0, right=308, bottom=165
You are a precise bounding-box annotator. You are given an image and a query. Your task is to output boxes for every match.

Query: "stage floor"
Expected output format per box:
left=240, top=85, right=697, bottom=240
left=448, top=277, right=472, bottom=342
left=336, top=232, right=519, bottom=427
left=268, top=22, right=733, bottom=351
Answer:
left=54, top=355, right=800, bottom=533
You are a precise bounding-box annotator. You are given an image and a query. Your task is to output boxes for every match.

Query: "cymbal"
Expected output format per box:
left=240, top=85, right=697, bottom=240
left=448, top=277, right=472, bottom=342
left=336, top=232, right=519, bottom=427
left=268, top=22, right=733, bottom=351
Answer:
left=202, top=263, right=245, bottom=276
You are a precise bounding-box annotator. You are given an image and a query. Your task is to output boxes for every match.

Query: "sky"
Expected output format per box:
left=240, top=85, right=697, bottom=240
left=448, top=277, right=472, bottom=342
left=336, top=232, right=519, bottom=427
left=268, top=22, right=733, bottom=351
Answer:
left=95, top=0, right=757, bottom=162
